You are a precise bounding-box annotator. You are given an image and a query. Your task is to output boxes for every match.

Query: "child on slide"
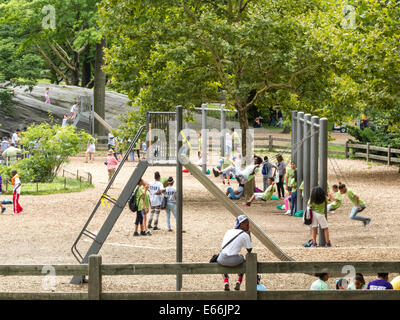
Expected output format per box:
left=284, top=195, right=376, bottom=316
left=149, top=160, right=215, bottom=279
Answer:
left=243, top=177, right=276, bottom=206
left=338, top=183, right=370, bottom=227
left=327, top=184, right=342, bottom=213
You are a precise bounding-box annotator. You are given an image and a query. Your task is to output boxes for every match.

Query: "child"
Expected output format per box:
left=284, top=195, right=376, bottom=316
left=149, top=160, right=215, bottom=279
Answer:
left=335, top=278, right=348, bottom=290
left=134, top=181, right=151, bottom=236
left=212, top=155, right=234, bottom=185
left=310, top=273, right=329, bottom=290
left=44, top=87, right=50, bottom=104
left=256, top=274, right=267, bottom=291
left=11, top=170, right=23, bottom=214
left=338, top=183, right=370, bottom=227
left=148, top=171, right=164, bottom=230
left=235, top=155, right=263, bottom=185
left=243, top=177, right=275, bottom=206
left=261, top=156, right=277, bottom=191
left=0, top=173, right=7, bottom=214
left=308, top=186, right=331, bottom=247
left=85, top=138, right=96, bottom=163
left=348, top=273, right=367, bottom=290
left=367, top=273, right=393, bottom=290
left=288, top=170, right=297, bottom=216
left=226, top=184, right=245, bottom=200
left=327, top=184, right=342, bottom=213
left=106, top=150, right=119, bottom=183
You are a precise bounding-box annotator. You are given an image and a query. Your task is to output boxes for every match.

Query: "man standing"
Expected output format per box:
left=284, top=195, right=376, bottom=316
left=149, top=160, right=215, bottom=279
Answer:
left=1, top=137, right=10, bottom=153
left=2, top=143, right=22, bottom=165
left=148, top=171, right=164, bottom=230
left=11, top=129, right=21, bottom=147
left=217, top=214, right=253, bottom=291
left=11, top=170, right=23, bottom=214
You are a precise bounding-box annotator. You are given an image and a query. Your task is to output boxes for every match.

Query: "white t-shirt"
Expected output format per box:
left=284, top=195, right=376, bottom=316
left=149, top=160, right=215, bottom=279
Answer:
left=11, top=133, right=19, bottom=145
left=164, top=186, right=176, bottom=203
left=149, top=181, right=164, bottom=206
left=108, top=133, right=116, bottom=146
left=225, top=132, right=233, bottom=148
left=13, top=176, right=21, bottom=194
left=62, top=118, right=68, bottom=127
left=70, top=104, right=77, bottom=113
left=220, top=229, right=252, bottom=256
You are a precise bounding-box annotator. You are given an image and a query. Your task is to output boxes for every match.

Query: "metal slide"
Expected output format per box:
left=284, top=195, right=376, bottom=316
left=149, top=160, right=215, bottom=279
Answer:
left=70, top=126, right=146, bottom=284
left=181, top=156, right=294, bottom=262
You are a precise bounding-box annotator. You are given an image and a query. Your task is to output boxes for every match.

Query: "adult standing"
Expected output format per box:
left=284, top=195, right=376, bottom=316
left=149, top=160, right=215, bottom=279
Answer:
left=1, top=137, right=10, bottom=153
left=274, top=154, right=286, bottom=199
left=217, top=214, right=253, bottom=291
left=11, top=129, right=21, bottom=147
left=2, top=143, right=22, bottom=165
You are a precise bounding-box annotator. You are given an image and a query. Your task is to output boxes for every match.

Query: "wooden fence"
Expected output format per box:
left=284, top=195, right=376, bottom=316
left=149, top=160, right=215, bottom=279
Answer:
left=254, top=135, right=346, bottom=156
left=345, top=142, right=400, bottom=165
left=1, top=253, right=400, bottom=300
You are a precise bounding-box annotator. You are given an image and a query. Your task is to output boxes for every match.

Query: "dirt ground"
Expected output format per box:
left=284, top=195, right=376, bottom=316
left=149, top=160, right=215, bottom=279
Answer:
left=0, top=147, right=399, bottom=293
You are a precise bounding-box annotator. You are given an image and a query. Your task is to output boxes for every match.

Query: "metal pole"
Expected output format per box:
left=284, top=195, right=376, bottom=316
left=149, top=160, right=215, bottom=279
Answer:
left=176, top=106, right=183, bottom=291
left=202, top=103, right=207, bottom=174
left=221, top=105, right=226, bottom=157
left=319, top=117, right=328, bottom=246
left=291, top=111, right=297, bottom=162
left=310, top=116, right=319, bottom=189
left=303, top=114, right=311, bottom=212
left=296, top=112, right=304, bottom=212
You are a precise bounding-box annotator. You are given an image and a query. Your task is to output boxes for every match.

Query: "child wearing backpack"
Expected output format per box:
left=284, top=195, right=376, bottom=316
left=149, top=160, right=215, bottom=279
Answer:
left=133, top=180, right=151, bottom=236
left=261, top=156, right=277, bottom=191
left=308, top=186, right=331, bottom=247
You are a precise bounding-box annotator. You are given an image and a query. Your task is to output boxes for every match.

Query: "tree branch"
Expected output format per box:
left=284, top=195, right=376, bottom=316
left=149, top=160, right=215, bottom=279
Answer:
left=35, top=44, right=70, bottom=85
left=49, top=45, right=76, bottom=72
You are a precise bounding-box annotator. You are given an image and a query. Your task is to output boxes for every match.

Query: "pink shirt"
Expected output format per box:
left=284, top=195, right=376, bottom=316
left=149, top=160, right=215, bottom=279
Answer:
left=106, top=155, right=118, bottom=170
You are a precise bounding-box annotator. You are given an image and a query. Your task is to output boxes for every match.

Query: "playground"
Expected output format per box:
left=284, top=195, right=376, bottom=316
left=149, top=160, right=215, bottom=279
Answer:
left=0, top=148, right=399, bottom=293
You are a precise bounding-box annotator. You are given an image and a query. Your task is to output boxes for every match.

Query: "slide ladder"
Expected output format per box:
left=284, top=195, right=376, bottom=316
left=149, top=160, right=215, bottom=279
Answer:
left=70, top=125, right=146, bottom=284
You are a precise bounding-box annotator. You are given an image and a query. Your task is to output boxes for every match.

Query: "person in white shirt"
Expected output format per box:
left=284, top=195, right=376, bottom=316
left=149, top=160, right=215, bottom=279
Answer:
left=225, top=131, right=233, bottom=156
left=217, top=214, right=253, bottom=291
left=11, top=170, right=23, bottom=214
left=69, top=103, right=78, bottom=120
left=11, top=129, right=20, bottom=147
left=61, top=115, right=68, bottom=127
left=161, top=176, right=185, bottom=232
left=148, top=171, right=164, bottom=230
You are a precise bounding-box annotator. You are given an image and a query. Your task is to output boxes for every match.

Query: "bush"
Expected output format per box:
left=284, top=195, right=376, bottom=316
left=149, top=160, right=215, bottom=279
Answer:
left=347, top=125, right=400, bottom=149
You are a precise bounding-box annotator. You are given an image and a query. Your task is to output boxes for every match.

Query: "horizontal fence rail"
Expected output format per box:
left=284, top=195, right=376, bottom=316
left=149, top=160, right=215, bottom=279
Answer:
left=0, top=254, right=399, bottom=300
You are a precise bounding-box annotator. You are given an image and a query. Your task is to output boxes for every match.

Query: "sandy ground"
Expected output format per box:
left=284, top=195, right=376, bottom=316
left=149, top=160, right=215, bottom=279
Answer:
left=0, top=148, right=399, bottom=293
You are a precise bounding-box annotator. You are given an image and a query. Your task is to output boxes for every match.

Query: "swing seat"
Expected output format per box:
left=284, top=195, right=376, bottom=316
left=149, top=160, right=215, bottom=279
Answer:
left=276, top=204, right=285, bottom=210
left=294, top=210, right=303, bottom=217
left=2, top=200, right=12, bottom=205
left=182, top=169, right=189, bottom=173
left=271, top=195, right=280, bottom=200
left=206, top=169, right=210, bottom=175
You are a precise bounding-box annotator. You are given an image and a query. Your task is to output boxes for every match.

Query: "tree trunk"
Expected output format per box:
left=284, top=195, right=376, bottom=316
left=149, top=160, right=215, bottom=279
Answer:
left=81, top=45, right=92, bottom=87
left=71, top=52, right=80, bottom=86
left=94, top=38, right=107, bottom=136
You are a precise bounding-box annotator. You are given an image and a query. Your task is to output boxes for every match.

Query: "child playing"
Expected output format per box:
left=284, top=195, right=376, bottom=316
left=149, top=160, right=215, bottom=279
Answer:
left=11, top=170, right=23, bottom=214
left=0, top=173, right=7, bottom=214
left=288, top=170, right=297, bottom=216
left=133, top=181, right=151, bottom=236
left=327, top=184, right=342, bottom=213
left=335, top=278, right=348, bottom=290
left=85, top=137, right=96, bottom=163
left=367, top=273, right=393, bottom=290
left=148, top=171, right=164, bottom=230
left=308, top=186, right=331, bottom=247
left=338, top=183, right=370, bottom=227
left=261, top=156, right=277, bottom=191
left=106, top=150, right=119, bottom=183
left=212, top=155, right=234, bottom=185
left=243, top=177, right=276, bottom=206
left=226, top=184, right=245, bottom=200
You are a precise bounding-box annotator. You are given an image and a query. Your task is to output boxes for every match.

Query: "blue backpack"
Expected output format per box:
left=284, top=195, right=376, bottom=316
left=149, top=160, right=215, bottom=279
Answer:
left=261, top=162, right=268, bottom=176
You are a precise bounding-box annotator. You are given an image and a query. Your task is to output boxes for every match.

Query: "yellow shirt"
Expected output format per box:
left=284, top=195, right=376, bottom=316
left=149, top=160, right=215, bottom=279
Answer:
left=391, top=276, right=400, bottom=290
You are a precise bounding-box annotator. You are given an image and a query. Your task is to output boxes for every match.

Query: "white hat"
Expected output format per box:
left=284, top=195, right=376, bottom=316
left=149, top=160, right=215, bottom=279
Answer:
left=235, top=214, right=248, bottom=229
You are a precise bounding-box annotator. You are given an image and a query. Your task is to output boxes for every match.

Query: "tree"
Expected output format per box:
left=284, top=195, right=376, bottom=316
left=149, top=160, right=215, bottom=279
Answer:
left=99, top=0, right=351, bottom=157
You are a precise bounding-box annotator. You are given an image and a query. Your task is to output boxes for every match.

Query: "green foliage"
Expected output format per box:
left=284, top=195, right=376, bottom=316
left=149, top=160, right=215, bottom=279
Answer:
left=16, top=121, right=93, bottom=182
left=347, top=125, right=400, bottom=149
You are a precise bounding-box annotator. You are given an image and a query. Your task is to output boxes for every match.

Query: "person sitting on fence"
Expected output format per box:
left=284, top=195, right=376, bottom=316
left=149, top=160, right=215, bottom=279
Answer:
left=347, top=273, right=367, bottom=290
left=0, top=173, right=7, bottom=214
left=243, top=177, right=276, bottom=207
left=327, top=184, right=342, bottom=213
left=226, top=183, right=245, bottom=201
left=310, top=273, right=329, bottom=290
left=217, top=214, right=253, bottom=291
left=338, top=183, right=371, bottom=227
left=148, top=171, right=163, bottom=231
left=11, top=170, right=23, bottom=215
left=105, top=150, right=119, bottom=184
left=2, top=143, right=22, bottom=165
left=261, top=156, right=277, bottom=191
left=367, top=273, right=393, bottom=290
left=133, top=180, right=152, bottom=236
left=335, top=278, right=348, bottom=290
left=85, top=138, right=96, bottom=163
left=215, top=155, right=261, bottom=186
left=308, top=186, right=331, bottom=247
left=256, top=274, right=267, bottom=291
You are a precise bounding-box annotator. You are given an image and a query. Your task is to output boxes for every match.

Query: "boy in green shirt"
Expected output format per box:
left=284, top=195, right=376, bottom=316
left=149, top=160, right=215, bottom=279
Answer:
left=339, top=183, right=370, bottom=227
left=327, top=184, right=342, bottom=213
left=133, top=180, right=152, bottom=236
left=243, top=177, right=276, bottom=206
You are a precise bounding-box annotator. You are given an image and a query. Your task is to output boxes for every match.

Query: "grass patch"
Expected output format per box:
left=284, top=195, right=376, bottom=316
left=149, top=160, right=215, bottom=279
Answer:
left=17, top=176, right=94, bottom=196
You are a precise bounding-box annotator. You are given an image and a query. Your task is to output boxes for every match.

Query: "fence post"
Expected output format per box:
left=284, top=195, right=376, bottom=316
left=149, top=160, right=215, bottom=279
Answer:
left=388, top=146, right=391, bottom=166
left=76, top=170, right=79, bottom=180
left=345, top=141, right=349, bottom=159
left=366, top=143, right=370, bottom=162
left=268, top=135, right=273, bottom=152
left=245, top=252, right=257, bottom=300
left=62, top=169, right=65, bottom=177
left=64, top=177, right=67, bottom=190
left=88, top=254, right=102, bottom=300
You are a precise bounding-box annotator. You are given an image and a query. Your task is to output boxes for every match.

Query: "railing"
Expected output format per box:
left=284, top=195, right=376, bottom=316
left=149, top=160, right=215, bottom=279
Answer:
left=345, top=142, right=400, bottom=165
left=0, top=254, right=400, bottom=300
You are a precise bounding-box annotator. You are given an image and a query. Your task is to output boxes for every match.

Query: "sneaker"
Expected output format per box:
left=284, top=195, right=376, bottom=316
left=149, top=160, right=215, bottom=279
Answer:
left=234, top=281, right=241, bottom=291
left=168, top=229, right=173, bottom=232
left=1, top=207, right=5, bottom=214
left=133, top=232, right=140, bottom=237
left=213, top=168, right=220, bottom=177
left=153, top=226, right=160, bottom=230
left=224, top=283, right=230, bottom=291
left=311, top=243, right=318, bottom=247
left=146, top=231, right=152, bottom=236
left=325, top=242, right=332, bottom=247
left=148, top=224, right=153, bottom=229
left=285, top=210, right=291, bottom=215
left=140, top=231, right=147, bottom=236
left=363, top=219, right=371, bottom=227
left=242, top=202, right=251, bottom=207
